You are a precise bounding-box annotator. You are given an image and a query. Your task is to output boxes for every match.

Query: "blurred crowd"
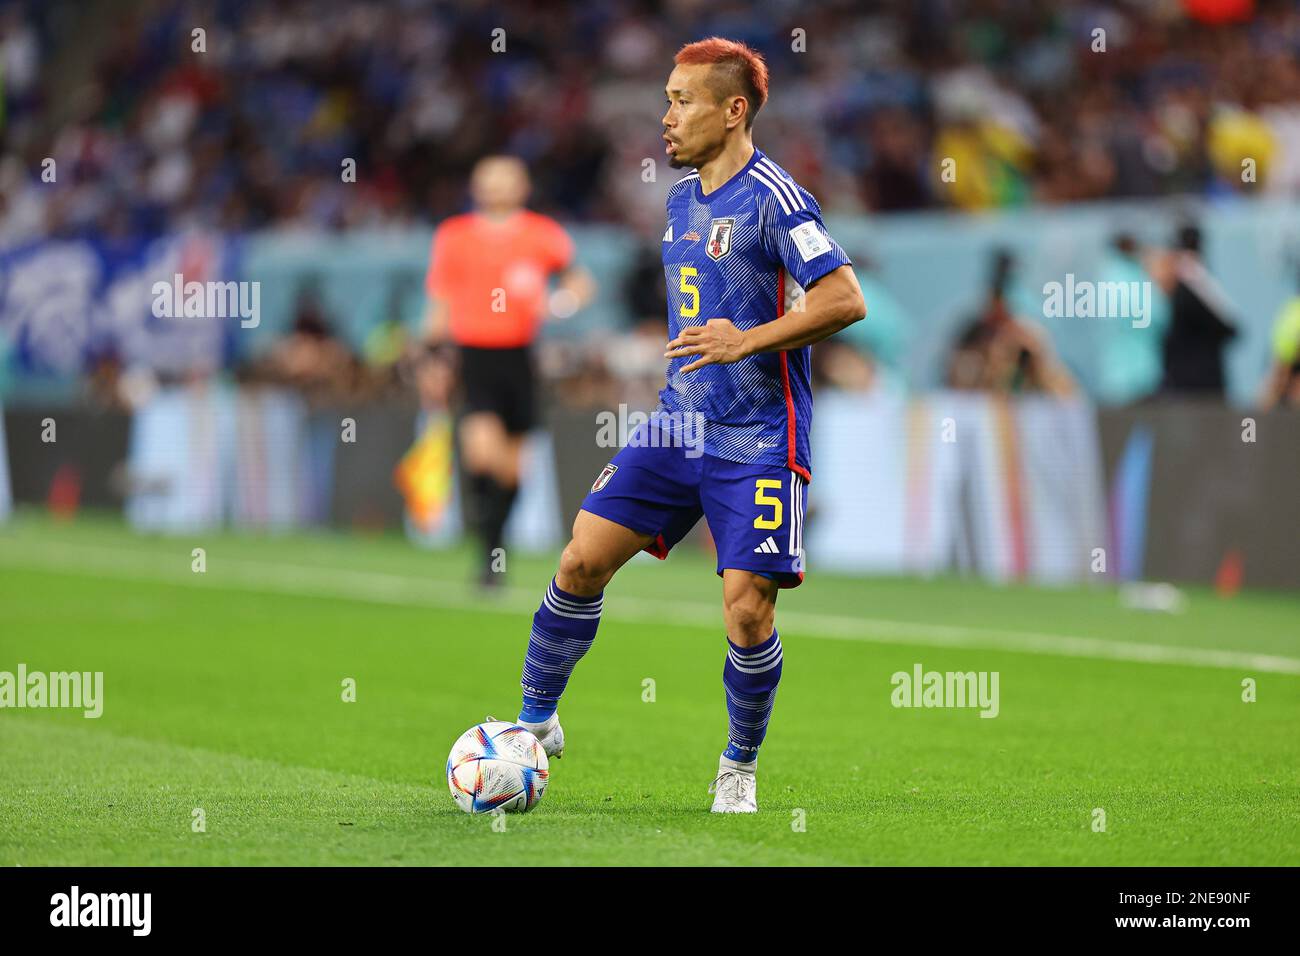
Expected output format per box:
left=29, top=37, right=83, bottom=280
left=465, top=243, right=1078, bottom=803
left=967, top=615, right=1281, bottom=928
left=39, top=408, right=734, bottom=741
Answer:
left=96, top=218, right=1283, bottom=416
left=568, top=222, right=1300, bottom=411
left=5, top=0, right=1300, bottom=413
left=5, top=0, right=1300, bottom=244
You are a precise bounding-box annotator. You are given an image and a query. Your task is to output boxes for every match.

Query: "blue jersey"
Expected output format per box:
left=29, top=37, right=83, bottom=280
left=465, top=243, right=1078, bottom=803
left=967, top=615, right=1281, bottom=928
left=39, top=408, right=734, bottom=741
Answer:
left=659, top=147, right=851, bottom=479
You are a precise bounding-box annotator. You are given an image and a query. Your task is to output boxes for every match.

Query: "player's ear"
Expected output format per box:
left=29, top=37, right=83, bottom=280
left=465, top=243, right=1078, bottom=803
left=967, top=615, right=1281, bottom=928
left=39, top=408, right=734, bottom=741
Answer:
left=726, top=95, right=747, bottom=130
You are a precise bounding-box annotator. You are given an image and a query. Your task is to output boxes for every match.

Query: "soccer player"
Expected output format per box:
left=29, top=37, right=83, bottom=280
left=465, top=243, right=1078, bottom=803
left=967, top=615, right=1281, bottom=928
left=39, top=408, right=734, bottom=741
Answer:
left=425, top=156, right=595, bottom=588
left=512, top=38, right=866, bottom=812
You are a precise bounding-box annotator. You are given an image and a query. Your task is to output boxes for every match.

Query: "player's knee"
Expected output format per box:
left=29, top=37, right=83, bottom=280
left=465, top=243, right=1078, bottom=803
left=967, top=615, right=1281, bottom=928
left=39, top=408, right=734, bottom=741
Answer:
left=459, top=415, right=504, bottom=472
left=557, top=539, right=613, bottom=595
left=724, top=588, right=775, bottom=644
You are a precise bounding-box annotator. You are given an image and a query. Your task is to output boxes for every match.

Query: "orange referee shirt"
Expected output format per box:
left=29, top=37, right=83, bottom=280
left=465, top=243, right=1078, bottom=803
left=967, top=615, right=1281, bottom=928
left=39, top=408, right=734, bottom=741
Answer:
left=425, top=210, right=574, bottom=349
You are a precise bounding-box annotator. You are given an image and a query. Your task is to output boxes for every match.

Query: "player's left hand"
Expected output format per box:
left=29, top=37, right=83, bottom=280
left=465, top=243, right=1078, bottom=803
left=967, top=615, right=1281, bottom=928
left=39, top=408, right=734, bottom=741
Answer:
left=665, top=319, right=750, bottom=372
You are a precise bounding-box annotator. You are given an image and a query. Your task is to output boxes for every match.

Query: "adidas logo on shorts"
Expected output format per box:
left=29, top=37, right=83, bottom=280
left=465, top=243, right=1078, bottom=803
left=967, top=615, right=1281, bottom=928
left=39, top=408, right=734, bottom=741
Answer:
left=753, top=536, right=780, bottom=554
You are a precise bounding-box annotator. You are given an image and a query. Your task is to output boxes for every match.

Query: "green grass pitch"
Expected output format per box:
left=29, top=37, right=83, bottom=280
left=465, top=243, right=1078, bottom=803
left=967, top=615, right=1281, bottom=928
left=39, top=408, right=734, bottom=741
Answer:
left=1, top=511, right=1297, bottom=866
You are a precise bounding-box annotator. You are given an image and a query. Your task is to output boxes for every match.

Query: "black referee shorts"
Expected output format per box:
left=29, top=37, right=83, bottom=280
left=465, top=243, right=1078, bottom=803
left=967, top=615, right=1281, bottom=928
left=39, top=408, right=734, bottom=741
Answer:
left=457, top=345, right=537, bottom=435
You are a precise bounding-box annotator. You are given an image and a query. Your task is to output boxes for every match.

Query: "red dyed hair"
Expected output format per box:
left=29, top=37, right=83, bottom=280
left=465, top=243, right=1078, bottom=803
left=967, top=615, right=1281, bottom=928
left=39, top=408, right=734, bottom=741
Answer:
left=674, top=37, right=769, bottom=128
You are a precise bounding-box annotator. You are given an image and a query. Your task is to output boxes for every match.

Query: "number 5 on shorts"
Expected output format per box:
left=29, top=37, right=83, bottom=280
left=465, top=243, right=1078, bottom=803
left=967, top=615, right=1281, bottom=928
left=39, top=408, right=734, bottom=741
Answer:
left=753, top=478, right=783, bottom=529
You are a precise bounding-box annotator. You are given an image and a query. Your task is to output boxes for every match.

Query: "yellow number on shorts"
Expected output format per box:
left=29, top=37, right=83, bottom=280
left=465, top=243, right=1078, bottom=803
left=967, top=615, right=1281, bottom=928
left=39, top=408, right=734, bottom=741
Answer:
left=679, top=266, right=700, bottom=319
left=753, top=478, right=783, bottom=529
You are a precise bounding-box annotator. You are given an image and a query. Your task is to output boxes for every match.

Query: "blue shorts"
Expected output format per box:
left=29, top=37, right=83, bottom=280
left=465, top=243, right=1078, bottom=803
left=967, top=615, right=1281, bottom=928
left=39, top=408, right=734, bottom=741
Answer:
left=581, top=423, right=808, bottom=587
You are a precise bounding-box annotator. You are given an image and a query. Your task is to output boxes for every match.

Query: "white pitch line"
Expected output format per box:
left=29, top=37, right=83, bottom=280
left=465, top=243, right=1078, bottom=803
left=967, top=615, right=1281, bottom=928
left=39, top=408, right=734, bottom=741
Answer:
left=2, top=539, right=1298, bottom=675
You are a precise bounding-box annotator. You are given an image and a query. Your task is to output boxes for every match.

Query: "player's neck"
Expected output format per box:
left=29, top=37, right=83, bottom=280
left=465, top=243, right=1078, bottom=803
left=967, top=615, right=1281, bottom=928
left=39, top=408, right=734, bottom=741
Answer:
left=477, top=207, right=522, bottom=224
left=697, top=138, right=755, bottom=196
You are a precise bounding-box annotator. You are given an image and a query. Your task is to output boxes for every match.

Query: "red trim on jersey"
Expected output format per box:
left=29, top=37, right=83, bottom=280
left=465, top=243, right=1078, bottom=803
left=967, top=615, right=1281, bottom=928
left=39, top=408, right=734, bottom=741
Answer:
left=776, top=270, right=812, bottom=482
left=644, top=533, right=670, bottom=560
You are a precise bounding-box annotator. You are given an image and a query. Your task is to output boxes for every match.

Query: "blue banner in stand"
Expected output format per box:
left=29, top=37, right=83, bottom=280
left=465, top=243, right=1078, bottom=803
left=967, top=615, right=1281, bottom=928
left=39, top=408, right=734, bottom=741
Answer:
left=0, top=233, right=243, bottom=378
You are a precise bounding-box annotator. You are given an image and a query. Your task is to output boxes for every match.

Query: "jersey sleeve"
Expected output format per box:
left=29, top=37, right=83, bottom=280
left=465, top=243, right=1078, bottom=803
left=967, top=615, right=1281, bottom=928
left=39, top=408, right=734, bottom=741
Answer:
left=758, top=183, right=851, bottom=290
left=537, top=215, right=575, bottom=273
left=425, top=224, right=452, bottom=299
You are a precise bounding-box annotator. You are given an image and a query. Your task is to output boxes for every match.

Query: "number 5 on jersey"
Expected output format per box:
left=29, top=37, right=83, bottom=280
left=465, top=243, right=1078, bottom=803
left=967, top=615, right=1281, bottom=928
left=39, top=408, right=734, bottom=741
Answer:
left=679, top=266, right=699, bottom=319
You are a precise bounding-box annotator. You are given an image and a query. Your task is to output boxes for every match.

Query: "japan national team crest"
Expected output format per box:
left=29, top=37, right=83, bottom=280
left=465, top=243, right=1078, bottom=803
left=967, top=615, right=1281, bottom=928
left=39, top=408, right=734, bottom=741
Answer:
left=591, top=463, right=618, bottom=492
left=706, top=218, right=735, bottom=260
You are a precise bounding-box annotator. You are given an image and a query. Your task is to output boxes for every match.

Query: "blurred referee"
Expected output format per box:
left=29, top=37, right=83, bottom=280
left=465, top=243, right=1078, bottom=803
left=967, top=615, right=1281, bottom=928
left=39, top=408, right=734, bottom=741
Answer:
left=424, top=156, right=594, bottom=588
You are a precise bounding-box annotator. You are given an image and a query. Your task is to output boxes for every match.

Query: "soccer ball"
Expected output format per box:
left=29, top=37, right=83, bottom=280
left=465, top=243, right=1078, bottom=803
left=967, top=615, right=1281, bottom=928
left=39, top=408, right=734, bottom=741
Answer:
left=446, top=721, right=549, bottom=814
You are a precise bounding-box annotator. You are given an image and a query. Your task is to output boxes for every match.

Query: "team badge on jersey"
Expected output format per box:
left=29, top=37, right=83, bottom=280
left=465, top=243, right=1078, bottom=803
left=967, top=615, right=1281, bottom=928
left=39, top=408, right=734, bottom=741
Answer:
left=706, top=218, right=735, bottom=260
left=591, top=463, right=618, bottom=492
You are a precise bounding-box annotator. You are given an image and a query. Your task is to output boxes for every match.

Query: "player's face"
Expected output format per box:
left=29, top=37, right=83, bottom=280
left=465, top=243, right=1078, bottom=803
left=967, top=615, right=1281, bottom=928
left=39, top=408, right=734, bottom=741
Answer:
left=663, top=64, right=730, bottom=170
left=471, top=157, right=530, bottom=214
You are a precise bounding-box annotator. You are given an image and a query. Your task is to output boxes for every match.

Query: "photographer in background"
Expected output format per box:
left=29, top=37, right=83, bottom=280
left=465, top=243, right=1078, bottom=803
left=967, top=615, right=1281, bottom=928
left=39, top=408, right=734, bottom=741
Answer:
left=1151, top=223, right=1239, bottom=399
left=946, top=248, right=1076, bottom=397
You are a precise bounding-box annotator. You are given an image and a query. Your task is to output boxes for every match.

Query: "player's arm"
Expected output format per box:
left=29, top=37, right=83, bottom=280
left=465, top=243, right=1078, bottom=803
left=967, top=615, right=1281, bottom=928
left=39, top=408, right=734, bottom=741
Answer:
left=735, top=265, right=865, bottom=353
left=666, top=265, right=865, bottom=372
left=548, top=264, right=597, bottom=319
left=424, top=224, right=452, bottom=345
left=1000, top=319, right=1076, bottom=397
left=424, top=297, right=450, bottom=344
left=542, top=218, right=596, bottom=320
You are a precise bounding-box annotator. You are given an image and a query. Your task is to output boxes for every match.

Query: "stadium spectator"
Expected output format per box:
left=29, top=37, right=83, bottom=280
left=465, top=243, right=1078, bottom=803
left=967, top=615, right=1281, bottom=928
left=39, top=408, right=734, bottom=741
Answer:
left=862, top=108, right=930, bottom=212
left=9, top=0, right=1300, bottom=240
left=1258, top=272, right=1300, bottom=410
left=1152, top=223, right=1239, bottom=398
left=946, top=249, right=1076, bottom=396
left=1095, top=233, right=1169, bottom=406
left=258, top=281, right=360, bottom=405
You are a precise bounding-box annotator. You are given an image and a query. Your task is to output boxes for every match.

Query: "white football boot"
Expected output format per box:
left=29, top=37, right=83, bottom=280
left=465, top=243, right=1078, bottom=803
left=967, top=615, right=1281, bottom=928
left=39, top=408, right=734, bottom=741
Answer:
left=708, top=756, right=758, bottom=813
left=516, top=712, right=565, bottom=759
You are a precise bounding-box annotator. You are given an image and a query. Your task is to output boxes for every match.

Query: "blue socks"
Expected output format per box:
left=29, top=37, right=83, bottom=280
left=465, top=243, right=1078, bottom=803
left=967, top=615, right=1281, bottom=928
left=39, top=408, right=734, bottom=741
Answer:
left=519, top=578, right=783, bottom=766
left=722, top=630, right=783, bottom=764
left=519, top=578, right=603, bottom=723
